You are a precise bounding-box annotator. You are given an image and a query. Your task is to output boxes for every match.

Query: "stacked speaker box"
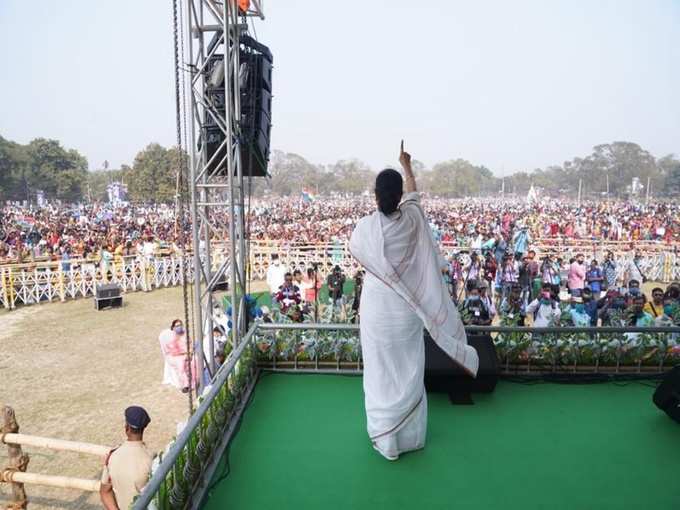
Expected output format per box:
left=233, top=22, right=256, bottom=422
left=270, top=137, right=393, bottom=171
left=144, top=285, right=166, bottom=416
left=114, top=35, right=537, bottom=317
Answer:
left=424, top=332, right=499, bottom=404
left=94, top=283, right=123, bottom=310
left=203, top=35, right=272, bottom=178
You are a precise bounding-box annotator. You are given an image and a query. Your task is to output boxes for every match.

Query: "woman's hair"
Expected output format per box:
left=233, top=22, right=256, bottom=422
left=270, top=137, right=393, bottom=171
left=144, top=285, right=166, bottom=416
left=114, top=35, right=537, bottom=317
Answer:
left=374, top=168, right=403, bottom=215
left=170, top=319, right=182, bottom=330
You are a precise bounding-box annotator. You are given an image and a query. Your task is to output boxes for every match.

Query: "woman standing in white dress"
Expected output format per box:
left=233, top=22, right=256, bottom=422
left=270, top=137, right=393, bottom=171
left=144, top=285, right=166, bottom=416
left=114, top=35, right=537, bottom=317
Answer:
left=350, top=142, right=478, bottom=461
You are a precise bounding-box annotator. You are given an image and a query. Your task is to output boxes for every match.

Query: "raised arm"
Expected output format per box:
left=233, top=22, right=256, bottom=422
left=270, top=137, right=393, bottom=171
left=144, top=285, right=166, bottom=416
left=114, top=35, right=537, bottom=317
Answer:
left=399, top=140, right=417, bottom=193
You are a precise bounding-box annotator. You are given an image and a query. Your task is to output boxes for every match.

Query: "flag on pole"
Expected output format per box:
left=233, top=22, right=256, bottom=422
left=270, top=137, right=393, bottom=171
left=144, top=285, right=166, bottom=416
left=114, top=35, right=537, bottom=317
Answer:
left=301, top=189, right=315, bottom=203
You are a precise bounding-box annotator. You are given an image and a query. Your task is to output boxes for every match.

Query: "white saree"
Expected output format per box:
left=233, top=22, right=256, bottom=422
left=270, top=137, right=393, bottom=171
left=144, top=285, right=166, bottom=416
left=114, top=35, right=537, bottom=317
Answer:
left=350, top=192, right=478, bottom=460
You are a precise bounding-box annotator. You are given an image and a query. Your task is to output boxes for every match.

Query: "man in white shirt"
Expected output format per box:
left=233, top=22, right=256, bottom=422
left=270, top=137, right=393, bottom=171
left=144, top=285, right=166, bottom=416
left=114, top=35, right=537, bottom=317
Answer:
left=142, top=236, right=156, bottom=261
left=266, top=253, right=288, bottom=297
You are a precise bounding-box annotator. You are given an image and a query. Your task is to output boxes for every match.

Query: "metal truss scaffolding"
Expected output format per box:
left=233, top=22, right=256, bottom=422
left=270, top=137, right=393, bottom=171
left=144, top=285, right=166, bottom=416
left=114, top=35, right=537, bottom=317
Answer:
left=183, top=0, right=265, bottom=386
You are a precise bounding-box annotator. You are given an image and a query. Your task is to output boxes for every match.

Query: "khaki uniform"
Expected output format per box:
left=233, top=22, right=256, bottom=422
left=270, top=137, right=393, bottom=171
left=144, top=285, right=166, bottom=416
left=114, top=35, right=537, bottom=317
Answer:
left=101, top=440, right=153, bottom=509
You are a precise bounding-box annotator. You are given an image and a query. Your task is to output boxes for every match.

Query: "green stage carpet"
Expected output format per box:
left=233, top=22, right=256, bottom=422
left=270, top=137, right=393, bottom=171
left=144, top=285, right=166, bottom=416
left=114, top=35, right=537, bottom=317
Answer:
left=203, top=374, right=680, bottom=510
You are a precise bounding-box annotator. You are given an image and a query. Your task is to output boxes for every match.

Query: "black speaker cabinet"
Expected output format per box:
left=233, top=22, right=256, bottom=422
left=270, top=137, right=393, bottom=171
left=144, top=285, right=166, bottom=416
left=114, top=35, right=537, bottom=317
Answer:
left=653, top=366, right=680, bottom=424
left=95, top=283, right=123, bottom=310
left=96, top=283, right=121, bottom=300
left=424, top=332, right=499, bottom=403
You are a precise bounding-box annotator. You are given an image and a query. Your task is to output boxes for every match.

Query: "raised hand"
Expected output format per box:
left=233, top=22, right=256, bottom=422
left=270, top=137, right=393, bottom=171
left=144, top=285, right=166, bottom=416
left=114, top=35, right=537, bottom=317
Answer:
left=399, top=140, right=416, bottom=192
left=399, top=139, right=412, bottom=170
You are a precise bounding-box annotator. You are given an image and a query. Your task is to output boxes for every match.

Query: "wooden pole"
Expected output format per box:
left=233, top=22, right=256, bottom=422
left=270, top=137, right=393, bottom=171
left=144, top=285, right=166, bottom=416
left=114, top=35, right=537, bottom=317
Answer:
left=1, top=433, right=110, bottom=458
left=1, top=406, right=29, bottom=510
left=0, top=471, right=100, bottom=493
left=606, top=174, right=609, bottom=200
left=577, top=178, right=582, bottom=206
left=646, top=176, right=651, bottom=205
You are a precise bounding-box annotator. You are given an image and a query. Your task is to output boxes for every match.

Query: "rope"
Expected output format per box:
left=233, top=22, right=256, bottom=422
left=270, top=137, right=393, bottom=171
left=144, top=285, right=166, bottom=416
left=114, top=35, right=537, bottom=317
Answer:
left=172, top=0, right=194, bottom=415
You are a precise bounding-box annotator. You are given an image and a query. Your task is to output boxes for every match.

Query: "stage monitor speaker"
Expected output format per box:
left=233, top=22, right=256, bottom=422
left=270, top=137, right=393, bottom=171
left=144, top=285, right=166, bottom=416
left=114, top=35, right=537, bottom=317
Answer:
left=653, top=366, right=680, bottom=424
left=424, top=332, right=499, bottom=404
left=95, top=283, right=123, bottom=310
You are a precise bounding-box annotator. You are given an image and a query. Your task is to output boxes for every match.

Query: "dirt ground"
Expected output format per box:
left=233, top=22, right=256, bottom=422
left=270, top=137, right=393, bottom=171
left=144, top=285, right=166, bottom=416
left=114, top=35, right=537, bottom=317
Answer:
left=0, top=287, right=198, bottom=510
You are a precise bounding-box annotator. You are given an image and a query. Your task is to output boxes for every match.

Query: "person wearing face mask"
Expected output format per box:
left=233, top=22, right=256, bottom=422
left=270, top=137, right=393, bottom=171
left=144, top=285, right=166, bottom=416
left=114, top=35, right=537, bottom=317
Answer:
left=266, top=253, right=288, bottom=298
left=158, top=319, right=196, bottom=393
left=580, top=288, right=599, bottom=326
left=597, top=288, right=627, bottom=326
left=602, top=251, right=618, bottom=290
left=526, top=283, right=561, bottom=327
left=652, top=292, right=678, bottom=329
left=625, top=296, right=654, bottom=327
left=499, top=283, right=526, bottom=325
left=662, top=291, right=678, bottom=318
left=586, top=259, right=604, bottom=300
left=621, top=295, right=655, bottom=345
left=624, top=251, right=647, bottom=286
left=569, top=298, right=591, bottom=327
left=462, top=283, right=492, bottom=326
left=626, top=279, right=643, bottom=306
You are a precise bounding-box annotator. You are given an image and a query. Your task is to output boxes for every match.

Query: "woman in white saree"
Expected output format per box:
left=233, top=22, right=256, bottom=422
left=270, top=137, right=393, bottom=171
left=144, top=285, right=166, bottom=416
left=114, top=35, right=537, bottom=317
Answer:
left=349, top=142, right=479, bottom=461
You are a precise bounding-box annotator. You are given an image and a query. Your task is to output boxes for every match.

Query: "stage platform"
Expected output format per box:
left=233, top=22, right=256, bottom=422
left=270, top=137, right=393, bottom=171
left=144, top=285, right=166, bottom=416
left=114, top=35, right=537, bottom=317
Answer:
left=202, top=374, right=680, bottom=510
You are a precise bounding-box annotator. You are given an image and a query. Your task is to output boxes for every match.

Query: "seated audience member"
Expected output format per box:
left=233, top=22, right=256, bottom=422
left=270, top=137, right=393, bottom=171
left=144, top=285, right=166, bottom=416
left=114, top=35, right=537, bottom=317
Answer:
left=275, top=272, right=301, bottom=312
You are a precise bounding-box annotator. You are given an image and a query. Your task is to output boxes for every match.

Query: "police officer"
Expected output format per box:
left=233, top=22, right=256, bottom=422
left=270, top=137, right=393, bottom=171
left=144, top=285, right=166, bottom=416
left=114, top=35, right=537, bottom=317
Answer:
left=100, top=406, right=153, bottom=510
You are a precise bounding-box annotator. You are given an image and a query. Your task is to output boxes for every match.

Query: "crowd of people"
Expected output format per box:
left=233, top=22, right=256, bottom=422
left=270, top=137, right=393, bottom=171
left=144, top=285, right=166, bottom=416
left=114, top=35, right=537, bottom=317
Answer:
left=3, top=196, right=680, bottom=331
left=266, top=254, right=362, bottom=320
left=2, top=197, right=680, bottom=265
left=249, top=196, right=680, bottom=246
left=262, top=242, right=680, bottom=331
left=455, top=249, right=680, bottom=329
left=0, top=202, right=183, bottom=265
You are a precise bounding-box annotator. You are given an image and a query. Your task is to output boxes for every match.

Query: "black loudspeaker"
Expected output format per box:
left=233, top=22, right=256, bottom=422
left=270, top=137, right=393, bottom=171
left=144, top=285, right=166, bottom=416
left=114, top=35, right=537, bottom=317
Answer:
left=424, top=332, right=499, bottom=404
left=202, top=36, right=272, bottom=178
left=95, top=283, right=122, bottom=310
left=653, top=366, right=680, bottom=424
left=96, top=283, right=121, bottom=300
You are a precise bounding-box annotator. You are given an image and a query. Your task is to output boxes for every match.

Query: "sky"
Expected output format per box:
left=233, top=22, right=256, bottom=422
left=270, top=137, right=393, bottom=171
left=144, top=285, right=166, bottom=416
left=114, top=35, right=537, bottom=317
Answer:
left=0, top=0, right=678, bottom=175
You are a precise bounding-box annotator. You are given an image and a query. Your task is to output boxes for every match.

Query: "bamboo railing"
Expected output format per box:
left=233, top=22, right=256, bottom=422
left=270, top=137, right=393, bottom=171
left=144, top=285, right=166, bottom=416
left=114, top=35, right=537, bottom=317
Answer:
left=1, top=240, right=679, bottom=310
left=0, top=405, right=111, bottom=508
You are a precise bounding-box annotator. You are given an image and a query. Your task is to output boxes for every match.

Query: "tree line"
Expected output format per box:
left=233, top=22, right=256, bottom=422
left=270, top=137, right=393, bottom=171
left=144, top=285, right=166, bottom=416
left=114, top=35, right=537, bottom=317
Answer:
left=1, top=134, right=679, bottom=204
left=0, top=137, right=183, bottom=204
